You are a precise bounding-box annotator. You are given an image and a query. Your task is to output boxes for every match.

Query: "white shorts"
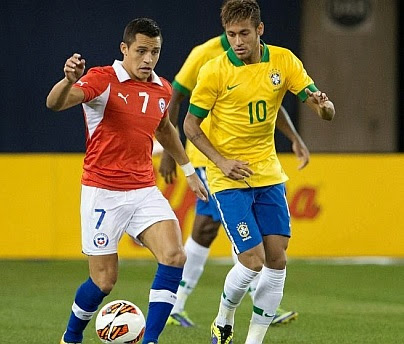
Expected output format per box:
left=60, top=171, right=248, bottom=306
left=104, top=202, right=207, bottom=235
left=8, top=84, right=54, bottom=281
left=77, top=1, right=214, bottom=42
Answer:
left=80, top=185, right=178, bottom=255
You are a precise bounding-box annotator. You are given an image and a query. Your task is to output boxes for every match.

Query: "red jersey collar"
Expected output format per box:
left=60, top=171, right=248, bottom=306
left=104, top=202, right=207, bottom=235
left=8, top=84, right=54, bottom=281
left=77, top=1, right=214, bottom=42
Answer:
left=112, top=60, right=163, bottom=86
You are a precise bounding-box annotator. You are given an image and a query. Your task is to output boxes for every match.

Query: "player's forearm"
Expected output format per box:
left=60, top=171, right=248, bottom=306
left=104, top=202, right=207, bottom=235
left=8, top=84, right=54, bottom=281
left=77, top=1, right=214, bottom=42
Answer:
left=275, top=105, right=300, bottom=143
left=184, top=114, right=225, bottom=166
left=155, top=121, right=189, bottom=165
left=161, top=139, right=189, bottom=166
left=46, top=78, right=74, bottom=111
left=168, top=101, right=181, bottom=126
left=167, top=90, right=186, bottom=126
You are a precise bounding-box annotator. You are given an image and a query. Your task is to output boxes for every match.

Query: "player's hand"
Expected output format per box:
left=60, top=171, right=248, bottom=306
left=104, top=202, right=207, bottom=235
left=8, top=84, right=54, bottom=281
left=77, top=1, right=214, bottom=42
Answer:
left=292, top=138, right=310, bottom=170
left=186, top=173, right=208, bottom=201
left=64, top=53, right=86, bottom=83
left=159, top=151, right=177, bottom=184
left=305, top=88, right=335, bottom=120
left=218, top=159, right=253, bottom=180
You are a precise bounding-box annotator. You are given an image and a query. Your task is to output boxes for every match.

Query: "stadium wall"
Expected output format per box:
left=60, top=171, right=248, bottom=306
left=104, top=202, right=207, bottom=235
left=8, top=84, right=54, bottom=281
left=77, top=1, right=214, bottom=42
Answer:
left=1, top=153, right=403, bottom=259
left=300, top=0, right=398, bottom=152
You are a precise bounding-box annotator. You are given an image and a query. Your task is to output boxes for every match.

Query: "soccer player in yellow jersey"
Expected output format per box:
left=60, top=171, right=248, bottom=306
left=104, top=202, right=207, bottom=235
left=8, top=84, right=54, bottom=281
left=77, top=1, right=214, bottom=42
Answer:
left=160, top=32, right=307, bottom=327
left=184, top=1, right=335, bottom=343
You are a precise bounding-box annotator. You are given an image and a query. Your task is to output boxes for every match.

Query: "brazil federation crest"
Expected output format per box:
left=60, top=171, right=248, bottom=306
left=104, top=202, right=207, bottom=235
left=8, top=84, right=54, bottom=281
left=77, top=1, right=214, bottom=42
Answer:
left=237, top=222, right=251, bottom=242
left=93, top=233, right=109, bottom=248
left=270, top=70, right=282, bottom=86
left=158, top=98, right=166, bottom=114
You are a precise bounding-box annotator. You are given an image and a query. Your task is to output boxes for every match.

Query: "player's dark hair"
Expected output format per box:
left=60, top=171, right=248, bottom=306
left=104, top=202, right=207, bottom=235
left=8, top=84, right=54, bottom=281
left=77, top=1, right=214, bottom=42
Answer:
left=123, top=18, right=162, bottom=47
left=221, top=0, right=261, bottom=28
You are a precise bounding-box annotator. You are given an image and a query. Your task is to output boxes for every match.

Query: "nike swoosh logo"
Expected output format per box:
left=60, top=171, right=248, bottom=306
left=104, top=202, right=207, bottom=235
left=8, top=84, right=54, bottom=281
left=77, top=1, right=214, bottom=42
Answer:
left=227, top=83, right=241, bottom=90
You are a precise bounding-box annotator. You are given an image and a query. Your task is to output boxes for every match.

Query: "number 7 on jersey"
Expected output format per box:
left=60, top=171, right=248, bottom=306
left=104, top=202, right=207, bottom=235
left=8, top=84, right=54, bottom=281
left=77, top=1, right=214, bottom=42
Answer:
left=139, top=92, right=149, bottom=113
left=94, top=209, right=106, bottom=230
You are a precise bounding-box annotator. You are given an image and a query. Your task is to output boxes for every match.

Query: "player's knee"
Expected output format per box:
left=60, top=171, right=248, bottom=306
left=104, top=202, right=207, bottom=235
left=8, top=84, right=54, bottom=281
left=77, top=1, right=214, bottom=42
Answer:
left=193, top=222, right=220, bottom=247
left=265, top=253, right=287, bottom=270
left=92, top=275, right=117, bottom=294
left=159, top=247, right=186, bottom=267
left=238, top=250, right=265, bottom=272
left=98, top=281, right=115, bottom=294
left=248, top=257, right=265, bottom=272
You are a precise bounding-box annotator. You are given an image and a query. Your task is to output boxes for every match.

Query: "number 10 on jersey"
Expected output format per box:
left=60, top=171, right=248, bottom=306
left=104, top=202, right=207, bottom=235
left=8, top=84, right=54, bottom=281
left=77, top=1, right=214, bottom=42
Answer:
left=248, top=100, right=267, bottom=124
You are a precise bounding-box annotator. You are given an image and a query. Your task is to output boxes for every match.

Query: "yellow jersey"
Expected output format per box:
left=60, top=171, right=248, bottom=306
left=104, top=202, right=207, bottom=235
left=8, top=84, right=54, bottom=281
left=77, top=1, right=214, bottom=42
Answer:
left=172, top=34, right=230, bottom=168
left=189, top=43, right=318, bottom=194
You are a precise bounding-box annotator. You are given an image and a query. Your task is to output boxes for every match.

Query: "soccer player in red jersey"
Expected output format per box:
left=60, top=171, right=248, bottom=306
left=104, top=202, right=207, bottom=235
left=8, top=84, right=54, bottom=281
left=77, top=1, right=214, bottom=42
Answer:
left=46, top=18, right=207, bottom=344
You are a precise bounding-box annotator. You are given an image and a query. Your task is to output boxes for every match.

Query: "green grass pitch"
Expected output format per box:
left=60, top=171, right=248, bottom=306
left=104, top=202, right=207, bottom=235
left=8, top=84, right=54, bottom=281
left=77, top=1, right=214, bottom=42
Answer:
left=1, top=259, right=404, bottom=343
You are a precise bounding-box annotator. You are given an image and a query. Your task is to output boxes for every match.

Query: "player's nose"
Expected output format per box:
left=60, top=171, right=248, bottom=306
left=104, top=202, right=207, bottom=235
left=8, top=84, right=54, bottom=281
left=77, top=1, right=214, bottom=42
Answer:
left=143, top=52, right=153, bottom=63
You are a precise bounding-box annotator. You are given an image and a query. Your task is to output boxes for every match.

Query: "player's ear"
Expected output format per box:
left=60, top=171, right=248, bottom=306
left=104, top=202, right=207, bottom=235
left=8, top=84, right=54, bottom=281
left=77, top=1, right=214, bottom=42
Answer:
left=120, top=42, right=128, bottom=56
left=257, top=22, right=264, bottom=36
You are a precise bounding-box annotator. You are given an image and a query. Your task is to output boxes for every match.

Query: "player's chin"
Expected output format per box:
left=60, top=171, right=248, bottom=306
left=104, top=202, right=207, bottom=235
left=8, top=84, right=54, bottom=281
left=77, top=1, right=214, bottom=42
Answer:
left=137, top=68, right=152, bottom=79
left=235, top=51, right=249, bottom=60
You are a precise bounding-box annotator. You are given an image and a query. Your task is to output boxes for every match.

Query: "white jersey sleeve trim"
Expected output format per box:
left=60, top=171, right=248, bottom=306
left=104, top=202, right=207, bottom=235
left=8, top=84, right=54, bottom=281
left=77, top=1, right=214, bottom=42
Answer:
left=82, top=84, right=110, bottom=139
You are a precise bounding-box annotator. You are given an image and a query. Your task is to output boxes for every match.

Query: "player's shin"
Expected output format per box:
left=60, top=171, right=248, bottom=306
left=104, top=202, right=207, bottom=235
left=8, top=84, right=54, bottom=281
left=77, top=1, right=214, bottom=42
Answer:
left=143, top=263, right=183, bottom=343
left=63, top=277, right=108, bottom=343
left=216, top=261, right=259, bottom=327
left=245, top=267, right=286, bottom=344
left=231, top=248, right=261, bottom=300
left=172, top=237, right=210, bottom=313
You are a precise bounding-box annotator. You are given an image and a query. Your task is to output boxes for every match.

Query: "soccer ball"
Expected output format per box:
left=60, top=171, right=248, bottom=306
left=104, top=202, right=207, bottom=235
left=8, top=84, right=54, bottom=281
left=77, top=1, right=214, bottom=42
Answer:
left=95, top=300, right=145, bottom=344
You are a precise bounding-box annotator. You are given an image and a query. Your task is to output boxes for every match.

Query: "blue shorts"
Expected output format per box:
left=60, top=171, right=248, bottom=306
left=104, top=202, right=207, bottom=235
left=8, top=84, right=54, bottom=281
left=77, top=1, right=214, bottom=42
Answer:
left=195, top=167, right=221, bottom=222
left=212, top=183, right=290, bottom=254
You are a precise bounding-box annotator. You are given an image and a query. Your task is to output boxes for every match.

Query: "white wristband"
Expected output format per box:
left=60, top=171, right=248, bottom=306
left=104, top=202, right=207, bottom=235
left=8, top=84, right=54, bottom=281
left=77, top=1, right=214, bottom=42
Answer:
left=180, top=162, right=195, bottom=177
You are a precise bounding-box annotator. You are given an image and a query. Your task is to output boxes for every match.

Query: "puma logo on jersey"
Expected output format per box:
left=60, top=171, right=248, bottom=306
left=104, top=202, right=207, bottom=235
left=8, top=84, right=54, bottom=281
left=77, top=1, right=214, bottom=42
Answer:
left=76, top=80, right=88, bottom=86
left=118, top=92, right=129, bottom=104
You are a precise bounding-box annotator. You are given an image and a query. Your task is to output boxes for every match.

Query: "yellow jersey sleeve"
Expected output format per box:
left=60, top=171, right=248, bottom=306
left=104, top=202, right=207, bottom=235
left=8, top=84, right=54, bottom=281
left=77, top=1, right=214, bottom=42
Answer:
left=188, top=57, right=222, bottom=118
left=172, top=35, right=229, bottom=96
left=282, top=49, right=318, bottom=101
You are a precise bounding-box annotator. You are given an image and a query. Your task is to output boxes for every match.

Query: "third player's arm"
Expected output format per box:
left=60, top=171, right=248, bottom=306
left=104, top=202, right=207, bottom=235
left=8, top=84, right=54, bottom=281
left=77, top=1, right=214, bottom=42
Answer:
left=276, top=105, right=310, bottom=170
left=168, top=89, right=187, bottom=127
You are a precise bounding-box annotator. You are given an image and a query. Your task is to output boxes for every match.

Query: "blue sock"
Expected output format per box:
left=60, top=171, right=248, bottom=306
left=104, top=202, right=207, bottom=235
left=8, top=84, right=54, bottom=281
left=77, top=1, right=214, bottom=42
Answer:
left=142, top=263, right=183, bottom=344
left=64, top=277, right=108, bottom=343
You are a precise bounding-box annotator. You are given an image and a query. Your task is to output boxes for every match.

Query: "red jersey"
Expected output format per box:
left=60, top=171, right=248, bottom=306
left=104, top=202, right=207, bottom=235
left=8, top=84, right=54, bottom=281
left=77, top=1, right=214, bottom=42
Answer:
left=73, top=60, right=171, bottom=191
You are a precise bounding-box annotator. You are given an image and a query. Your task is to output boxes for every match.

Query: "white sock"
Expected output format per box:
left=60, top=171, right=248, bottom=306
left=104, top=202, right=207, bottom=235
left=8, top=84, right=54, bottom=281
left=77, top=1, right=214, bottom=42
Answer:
left=230, top=247, right=260, bottom=301
left=245, top=322, right=269, bottom=344
left=253, top=266, right=286, bottom=324
left=247, top=271, right=260, bottom=301
left=245, top=267, right=286, bottom=343
left=171, top=237, right=209, bottom=314
left=216, top=261, right=259, bottom=327
left=231, top=246, right=238, bottom=265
